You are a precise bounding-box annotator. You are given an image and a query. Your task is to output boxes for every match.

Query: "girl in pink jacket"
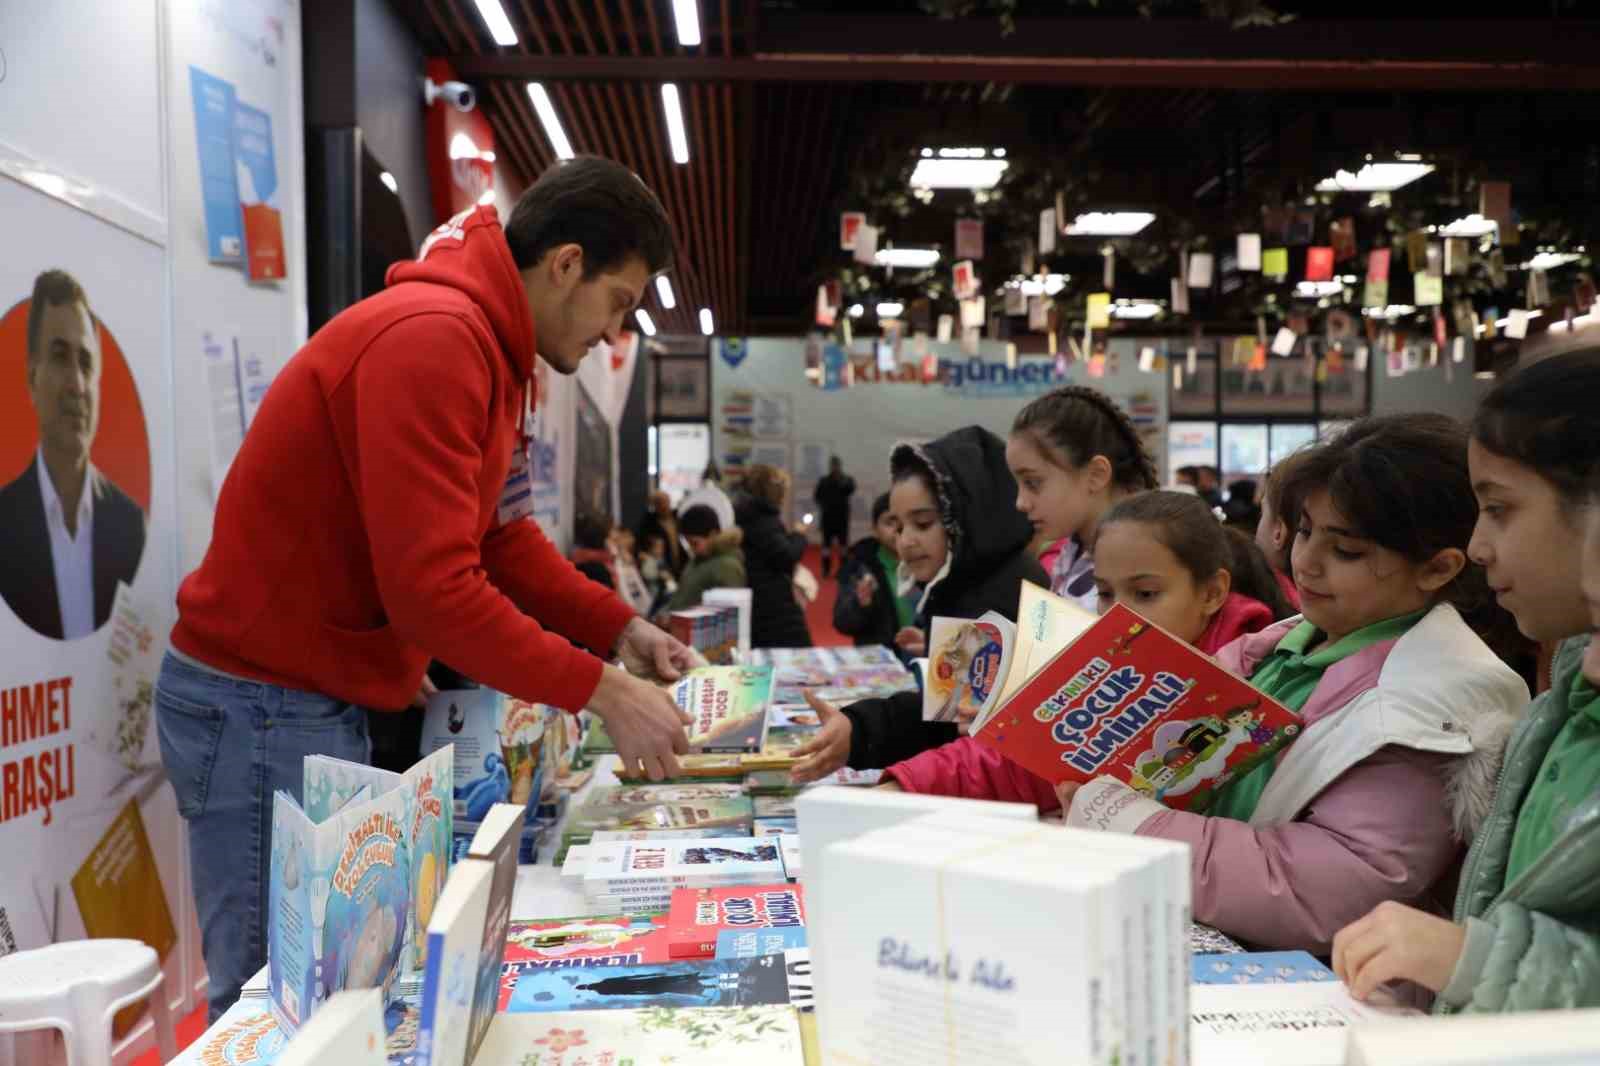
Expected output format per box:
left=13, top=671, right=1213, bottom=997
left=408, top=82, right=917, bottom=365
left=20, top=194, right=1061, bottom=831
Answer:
left=885, top=490, right=1290, bottom=808
left=1059, top=414, right=1527, bottom=954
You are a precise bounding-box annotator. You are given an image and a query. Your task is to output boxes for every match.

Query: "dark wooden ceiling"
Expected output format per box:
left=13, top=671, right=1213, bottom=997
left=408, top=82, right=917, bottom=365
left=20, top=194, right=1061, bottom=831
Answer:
left=390, top=1, right=1600, bottom=335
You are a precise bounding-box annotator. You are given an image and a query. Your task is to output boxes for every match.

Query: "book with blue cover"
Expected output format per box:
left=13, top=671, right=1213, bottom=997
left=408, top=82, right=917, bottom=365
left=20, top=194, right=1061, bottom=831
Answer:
left=716, top=925, right=807, bottom=960
left=1191, top=950, right=1335, bottom=985
left=504, top=953, right=799, bottom=1013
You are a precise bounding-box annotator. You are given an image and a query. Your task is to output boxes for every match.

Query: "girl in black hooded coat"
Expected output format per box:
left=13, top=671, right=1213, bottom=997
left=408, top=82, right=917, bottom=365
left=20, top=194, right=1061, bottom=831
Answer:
left=791, top=425, right=1048, bottom=780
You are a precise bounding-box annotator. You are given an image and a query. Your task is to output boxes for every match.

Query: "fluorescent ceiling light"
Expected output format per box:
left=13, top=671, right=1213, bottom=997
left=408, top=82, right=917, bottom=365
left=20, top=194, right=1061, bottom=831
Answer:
left=635, top=309, right=657, bottom=336
left=1295, top=280, right=1345, bottom=298
left=472, top=0, right=518, bottom=46
left=379, top=171, right=398, bottom=194
left=526, top=83, right=574, bottom=160
left=699, top=307, right=714, bottom=336
left=1315, top=163, right=1435, bottom=193
left=661, top=84, right=690, bottom=165
left=909, top=158, right=1009, bottom=190
left=875, top=248, right=940, bottom=269
left=936, top=147, right=991, bottom=159
left=1521, top=251, right=1581, bottom=271
left=1547, top=312, right=1597, bottom=334
left=1111, top=300, right=1162, bottom=320
left=655, top=275, right=677, bottom=309
left=1063, top=212, right=1156, bottom=237
left=876, top=302, right=905, bottom=319
left=1494, top=309, right=1543, bottom=328
left=671, top=0, right=702, bottom=47
left=848, top=304, right=865, bottom=319
left=1439, top=214, right=1498, bottom=238
left=1362, top=304, right=1417, bottom=319
left=1011, top=273, right=1069, bottom=296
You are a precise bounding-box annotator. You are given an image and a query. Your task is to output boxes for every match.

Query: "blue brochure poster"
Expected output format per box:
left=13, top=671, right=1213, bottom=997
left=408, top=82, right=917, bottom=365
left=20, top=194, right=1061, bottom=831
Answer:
left=188, top=66, right=243, bottom=263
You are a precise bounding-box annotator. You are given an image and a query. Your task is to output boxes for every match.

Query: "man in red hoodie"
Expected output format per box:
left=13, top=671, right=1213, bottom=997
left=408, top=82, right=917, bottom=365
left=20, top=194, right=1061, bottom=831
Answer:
left=156, top=157, right=695, bottom=1019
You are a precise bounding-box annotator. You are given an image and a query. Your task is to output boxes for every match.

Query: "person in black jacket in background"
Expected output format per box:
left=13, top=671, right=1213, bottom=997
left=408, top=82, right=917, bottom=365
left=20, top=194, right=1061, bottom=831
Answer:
left=832, top=492, right=914, bottom=651
left=733, top=463, right=813, bottom=648
left=791, top=425, right=1048, bottom=781
left=813, top=456, right=856, bottom=578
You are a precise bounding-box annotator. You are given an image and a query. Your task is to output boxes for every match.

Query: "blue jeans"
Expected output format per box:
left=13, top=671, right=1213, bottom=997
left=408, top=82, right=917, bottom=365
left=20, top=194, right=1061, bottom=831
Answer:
left=154, top=652, right=371, bottom=1021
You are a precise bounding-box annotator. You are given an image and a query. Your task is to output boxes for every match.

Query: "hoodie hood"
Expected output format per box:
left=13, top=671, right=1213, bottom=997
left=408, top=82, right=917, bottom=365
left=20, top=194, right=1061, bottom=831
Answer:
left=891, top=425, right=1033, bottom=608
left=386, top=205, right=536, bottom=383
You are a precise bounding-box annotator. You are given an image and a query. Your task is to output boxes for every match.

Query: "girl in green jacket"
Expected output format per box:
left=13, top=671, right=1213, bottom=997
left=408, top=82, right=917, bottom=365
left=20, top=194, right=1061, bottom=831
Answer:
left=1333, top=347, right=1600, bottom=1012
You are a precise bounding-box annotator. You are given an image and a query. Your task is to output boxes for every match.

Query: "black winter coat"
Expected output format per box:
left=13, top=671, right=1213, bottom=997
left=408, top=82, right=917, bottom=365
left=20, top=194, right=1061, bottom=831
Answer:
left=734, top=493, right=813, bottom=648
left=831, top=537, right=900, bottom=649
left=841, top=426, right=1048, bottom=769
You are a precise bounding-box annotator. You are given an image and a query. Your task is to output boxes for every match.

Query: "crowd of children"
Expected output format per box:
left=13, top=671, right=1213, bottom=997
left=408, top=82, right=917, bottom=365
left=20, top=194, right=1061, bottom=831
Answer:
left=780, top=349, right=1600, bottom=1014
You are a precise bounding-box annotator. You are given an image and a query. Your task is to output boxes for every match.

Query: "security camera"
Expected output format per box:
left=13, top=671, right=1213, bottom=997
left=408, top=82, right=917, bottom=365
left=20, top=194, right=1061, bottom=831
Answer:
left=424, top=77, right=476, bottom=113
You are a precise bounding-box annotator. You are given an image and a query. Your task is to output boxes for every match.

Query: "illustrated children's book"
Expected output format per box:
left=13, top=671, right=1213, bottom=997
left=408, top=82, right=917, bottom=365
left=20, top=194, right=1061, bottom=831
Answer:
left=923, top=611, right=1016, bottom=723
left=717, top=925, right=807, bottom=960
left=460, top=806, right=526, bottom=1062
left=971, top=602, right=1300, bottom=812
left=421, top=691, right=547, bottom=823
left=504, top=952, right=803, bottom=1014
left=671, top=666, right=774, bottom=752
left=270, top=747, right=453, bottom=1036
left=499, top=914, right=673, bottom=1010
left=666, top=882, right=807, bottom=959
left=583, top=838, right=787, bottom=899
left=416, top=860, right=493, bottom=1066
left=173, top=991, right=425, bottom=1066
left=1192, top=950, right=1335, bottom=985
left=473, top=1006, right=805, bottom=1065
left=279, top=988, right=387, bottom=1066
left=998, top=582, right=1100, bottom=708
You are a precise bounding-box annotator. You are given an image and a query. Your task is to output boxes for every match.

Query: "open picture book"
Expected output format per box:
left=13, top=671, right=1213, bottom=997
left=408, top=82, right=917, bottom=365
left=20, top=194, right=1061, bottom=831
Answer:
left=954, top=584, right=1301, bottom=812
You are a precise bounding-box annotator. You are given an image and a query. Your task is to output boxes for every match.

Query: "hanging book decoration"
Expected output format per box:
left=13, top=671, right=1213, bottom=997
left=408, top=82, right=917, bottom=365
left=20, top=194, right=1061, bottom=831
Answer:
left=959, top=296, right=986, bottom=330
left=1414, top=272, right=1444, bottom=308
left=1424, top=242, right=1444, bottom=279
left=1103, top=247, right=1116, bottom=291
left=936, top=314, right=954, bottom=343
left=1480, top=181, right=1515, bottom=244
left=839, top=212, right=865, bottom=252
left=1305, top=247, right=1334, bottom=283
left=1039, top=207, right=1058, bottom=255
left=1236, top=233, right=1262, bottom=272
left=1445, top=238, right=1470, bottom=276
left=814, top=285, right=837, bottom=328
left=1087, top=292, right=1112, bottom=330
left=1171, top=277, right=1190, bottom=315
left=1434, top=308, right=1448, bottom=348
left=952, top=260, right=979, bottom=300
left=1527, top=268, right=1551, bottom=309
left=1403, top=231, right=1427, bottom=274
left=1028, top=295, right=1048, bottom=332
left=1262, top=247, right=1289, bottom=280
left=954, top=218, right=983, bottom=260
left=1186, top=253, right=1215, bottom=289
left=1271, top=327, right=1297, bottom=358
left=1504, top=309, right=1530, bottom=340
left=1364, top=249, right=1392, bottom=309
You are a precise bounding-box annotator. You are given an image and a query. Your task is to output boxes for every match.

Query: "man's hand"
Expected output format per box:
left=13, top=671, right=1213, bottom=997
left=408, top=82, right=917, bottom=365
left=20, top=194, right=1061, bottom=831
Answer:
left=1332, top=901, right=1468, bottom=999
left=789, top=691, right=852, bottom=785
left=409, top=675, right=439, bottom=710
left=854, top=573, right=877, bottom=607
left=588, top=664, right=692, bottom=781
left=895, top=626, right=927, bottom=657
left=616, top=616, right=699, bottom=683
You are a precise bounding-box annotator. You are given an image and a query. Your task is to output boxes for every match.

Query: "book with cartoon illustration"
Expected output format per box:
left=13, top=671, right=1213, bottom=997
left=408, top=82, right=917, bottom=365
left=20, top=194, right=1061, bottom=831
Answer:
left=474, top=1006, right=804, bottom=1064
left=582, top=838, right=786, bottom=898
left=170, top=989, right=425, bottom=1066
left=671, top=666, right=774, bottom=752
left=556, top=784, right=754, bottom=864
left=420, top=691, right=547, bottom=824
left=503, top=952, right=801, bottom=1014
left=498, top=914, right=675, bottom=1009
left=270, top=747, right=453, bottom=1036
left=923, top=612, right=1016, bottom=723
left=970, top=602, right=1299, bottom=812
left=665, top=883, right=806, bottom=959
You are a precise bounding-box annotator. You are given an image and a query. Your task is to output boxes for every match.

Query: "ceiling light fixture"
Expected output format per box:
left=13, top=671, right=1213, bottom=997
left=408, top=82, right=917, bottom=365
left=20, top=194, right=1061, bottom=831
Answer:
left=699, top=307, right=715, bottom=335
left=661, top=84, right=690, bottom=164
left=875, top=248, right=941, bottom=269
left=379, top=171, right=398, bottom=194
left=526, top=83, right=574, bottom=160
left=1063, top=212, right=1156, bottom=237
left=1315, top=162, right=1435, bottom=193
left=671, top=0, right=702, bottom=47
left=472, top=0, right=519, bottom=46
left=1361, top=304, right=1418, bottom=319
left=1521, top=251, right=1582, bottom=271
left=635, top=309, right=657, bottom=336
left=655, top=275, right=677, bottom=309
left=1294, top=280, right=1345, bottom=298
left=908, top=157, right=1009, bottom=190
left=1438, top=214, right=1498, bottom=238
left=1110, top=300, right=1163, bottom=320
left=848, top=304, right=865, bottom=319
left=876, top=302, right=905, bottom=319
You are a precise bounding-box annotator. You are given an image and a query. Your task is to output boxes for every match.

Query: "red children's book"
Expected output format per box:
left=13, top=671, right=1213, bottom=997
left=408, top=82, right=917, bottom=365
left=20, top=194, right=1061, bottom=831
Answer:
left=665, top=883, right=806, bottom=959
left=970, top=603, right=1301, bottom=813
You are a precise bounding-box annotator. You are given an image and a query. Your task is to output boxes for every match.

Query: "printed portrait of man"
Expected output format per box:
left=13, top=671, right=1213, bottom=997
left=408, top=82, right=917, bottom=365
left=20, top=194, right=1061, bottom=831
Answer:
left=0, top=269, right=146, bottom=640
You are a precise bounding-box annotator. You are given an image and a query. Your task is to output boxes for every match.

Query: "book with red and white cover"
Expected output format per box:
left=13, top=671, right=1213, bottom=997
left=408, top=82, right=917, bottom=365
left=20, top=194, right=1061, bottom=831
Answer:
left=970, top=603, right=1299, bottom=813
left=665, top=883, right=807, bottom=959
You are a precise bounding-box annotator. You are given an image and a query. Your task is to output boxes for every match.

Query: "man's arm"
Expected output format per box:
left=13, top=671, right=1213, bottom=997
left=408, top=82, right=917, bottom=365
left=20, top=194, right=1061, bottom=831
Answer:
left=352, top=316, right=619, bottom=711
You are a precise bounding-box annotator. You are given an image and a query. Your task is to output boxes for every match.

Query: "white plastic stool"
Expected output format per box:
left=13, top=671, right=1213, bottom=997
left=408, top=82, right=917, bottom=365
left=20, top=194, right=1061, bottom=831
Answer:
left=0, top=939, right=177, bottom=1066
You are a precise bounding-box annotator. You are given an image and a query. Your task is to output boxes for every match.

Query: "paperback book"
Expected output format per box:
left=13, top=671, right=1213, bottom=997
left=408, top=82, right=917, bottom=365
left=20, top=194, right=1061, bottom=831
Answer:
left=269, top=746, right=453, bottom=1035
left=582, top=838, right=786, bottom=898
left=923, top=612, right=1015, bottom=723
left=666, top=882, right=806, bottom=959
left=670, top=665, right=774, bottom=752
left=1192, top=951, right=1335, bottom=985
left=970, top=602, right=1300, bottom=812
left=473, top=1005, right=805, bottom=1065
left=499, top=915, right=676, bottom=1008
left=504, top=951, right=805, bottom=1014
left=420, top=691, right=547, bottom=823
left=555, top=784, right=754, bottom=864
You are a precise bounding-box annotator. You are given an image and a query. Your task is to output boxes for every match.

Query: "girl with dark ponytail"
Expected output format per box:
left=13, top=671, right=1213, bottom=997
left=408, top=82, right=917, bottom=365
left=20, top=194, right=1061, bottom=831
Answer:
left=1008, top=385, right=1159, bottom=610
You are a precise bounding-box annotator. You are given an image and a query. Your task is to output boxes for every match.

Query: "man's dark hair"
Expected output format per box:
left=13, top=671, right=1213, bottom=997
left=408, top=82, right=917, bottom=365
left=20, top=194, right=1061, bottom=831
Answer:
left=27, top=269, right=92, bottom=363
left=505, top=156, right=673, bottom=277
left=679, top=505, right=721, bottom=538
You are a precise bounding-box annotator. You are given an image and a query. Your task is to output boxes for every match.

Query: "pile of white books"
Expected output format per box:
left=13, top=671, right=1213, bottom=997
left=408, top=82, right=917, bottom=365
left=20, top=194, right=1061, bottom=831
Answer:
left=562, top=835, right=791, bottom=915
left=801, top=788, right=1189, bottom=1066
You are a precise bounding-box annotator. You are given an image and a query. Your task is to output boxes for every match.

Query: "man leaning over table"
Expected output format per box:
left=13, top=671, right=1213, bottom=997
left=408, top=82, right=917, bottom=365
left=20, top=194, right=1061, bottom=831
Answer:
left=156, top=157, right=695, bottom=1020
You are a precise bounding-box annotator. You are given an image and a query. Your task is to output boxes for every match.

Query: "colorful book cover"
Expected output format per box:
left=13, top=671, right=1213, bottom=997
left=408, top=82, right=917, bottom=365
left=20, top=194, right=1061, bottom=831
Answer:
left=666, top=883, right=806, bottom=959
left=566, top=785, right=753, bottom=836
left=171, top=994, right=424, bottom=1066
left=754, top=795, right=797, bottom=819
left=584, top=839, right=785, bottom=896
left=717, top=925, right=807, bottom=959
left=421, top=691, right=546, bottom=821
left=416, top=862, right=491, bottom=1066
left=463, top=809, right=524, bottom=1061
left=671, top=666, right=774, bottom=753
left=971, top=603, right=1300, bottom=812
left=614, top=753, right=746, bottom=782
left=923, top=612, right=1014, bottom=723
left=188, top=66, right=243, bottom=262
left=473, top=1006, right=803, bottom=1064
left=499, top=915, right=674, bottom=1010
left=1192, top=950, right=1335, bottom=985
left=232, top=99, right=286, bottom=281
left=504, top=955, right=795, bottom=1014
left=754, top=817, right=798, bottom=836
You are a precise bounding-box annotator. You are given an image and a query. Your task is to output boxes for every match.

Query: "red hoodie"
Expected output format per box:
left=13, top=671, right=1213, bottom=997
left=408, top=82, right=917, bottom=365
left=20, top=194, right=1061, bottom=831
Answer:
left=172, top=206, right=636, bottom=711
left=883, top=591, right=1277, bottom=810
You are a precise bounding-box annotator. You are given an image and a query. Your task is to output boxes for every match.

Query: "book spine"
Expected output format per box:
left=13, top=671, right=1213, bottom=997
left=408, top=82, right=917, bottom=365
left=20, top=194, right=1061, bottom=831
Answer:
left=1168, top=851, right=1191, bottom=1066
left=415, top=929, right=445, bottom=1066
left=584, top=870, right=780, bottom=893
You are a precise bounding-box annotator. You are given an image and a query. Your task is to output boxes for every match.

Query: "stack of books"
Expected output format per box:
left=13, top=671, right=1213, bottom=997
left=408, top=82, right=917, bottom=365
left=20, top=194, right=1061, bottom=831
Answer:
left=562, top=836, right=791, bottom=916
left=667, top=604, right=740, bottom=665
left=553, top=783, right=754, bottom=865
